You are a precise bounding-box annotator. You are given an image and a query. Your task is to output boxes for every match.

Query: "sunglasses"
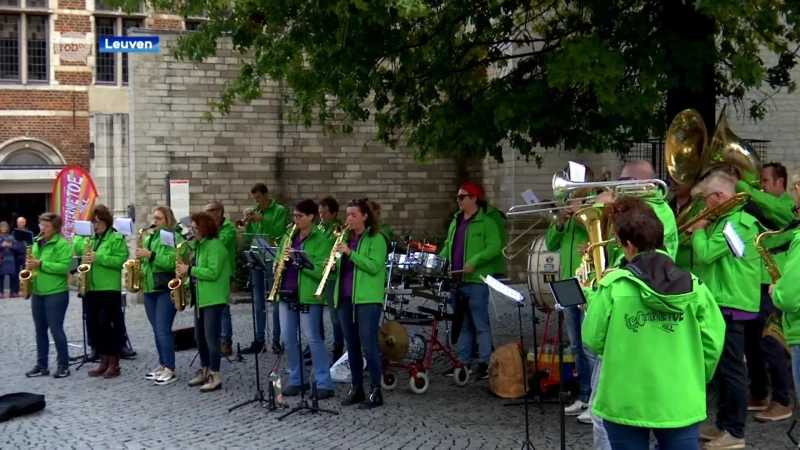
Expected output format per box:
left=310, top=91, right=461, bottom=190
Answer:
left=456, top=194, right=472, bottom=201
left=349, top=198, right=369, bottom=206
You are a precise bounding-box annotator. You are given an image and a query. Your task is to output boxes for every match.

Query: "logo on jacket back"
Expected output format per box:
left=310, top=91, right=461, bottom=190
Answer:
left=625, top=311, right=684, bottom=333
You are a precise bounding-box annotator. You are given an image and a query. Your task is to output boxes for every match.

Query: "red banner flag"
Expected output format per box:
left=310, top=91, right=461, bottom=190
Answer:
left=51, top=165, right=99, bottom=242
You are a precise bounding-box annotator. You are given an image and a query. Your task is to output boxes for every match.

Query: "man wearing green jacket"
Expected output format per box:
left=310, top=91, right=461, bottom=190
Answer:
left=687, top=171, right=761, bottom=449
left=241, top=183, right=288, bottom=355
left=205, top=201, right=238, bottom=357
left=736, top=162, right=795, bottom=422
left=317, top=196, right=345, bottom=360
left=439, top=183, right=501, bottom=380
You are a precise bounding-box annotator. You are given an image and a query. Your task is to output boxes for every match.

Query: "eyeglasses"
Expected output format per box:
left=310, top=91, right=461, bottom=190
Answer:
left=704, top=191, right=722, bottom=201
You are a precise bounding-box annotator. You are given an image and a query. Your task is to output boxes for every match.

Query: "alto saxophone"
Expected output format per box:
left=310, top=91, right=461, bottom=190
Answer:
left=168, top=238, right=193, bottom=311
left=19, top=243, right=34, bottom=300
left=123, top=225, right=154, bottom=293
left=77, top=238, right=92, bottom=297
left=314, top=224, right=350, bottom=297
left=755, top=229, right=789, bottom=354
left=268, top=224, right=297, bottom=301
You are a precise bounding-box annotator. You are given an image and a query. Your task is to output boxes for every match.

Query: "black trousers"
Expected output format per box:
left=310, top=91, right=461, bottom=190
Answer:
left=744, top=284, right=791, bottom=406
left=83, top=295, right=130, bottom=350
left=195, top=304, right=225, bottom=372
left=83, top=290, right=124, bottom=355
left=714, top=315, right=748, bottom=439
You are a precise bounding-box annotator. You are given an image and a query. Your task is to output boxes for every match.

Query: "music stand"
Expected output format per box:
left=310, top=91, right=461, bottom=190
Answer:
left=277, top=250, right=338, bottom=421
left=70, top=225, right=94, bottom=371
left=229, top=249, right=272, bottom=412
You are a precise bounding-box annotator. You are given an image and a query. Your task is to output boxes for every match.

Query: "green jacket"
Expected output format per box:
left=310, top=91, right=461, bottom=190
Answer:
left=74, top=230, right=129, bottom=292
left=333, top=228, right=388, bottom=307
left=647, top=197, right=679, bottom=261
left=440, top=209, right=502, bottom=284
left=189, top=237, right=231, bottom=308
left=772, top=229, right=800, bottom=345
left=276, top=226, right=333, bottom=305
left=244, top=199, right=289, bottom=243
left=31, top=234, right=73, bottom=296
left=692, top=205, right=761, bottom=312
left=675, top=199, right=706, bottom=272
left=140, top=227, right=185, bottom=294
left=218, top=218, right=237, bottom=276
left=582, top=252, right=725, bottom=428
left=379, top=221, right=393, bottom=241
left=317, top=218, right=343, bottom=238
left=484, top=204, right=507, bottom=276
left=545, top=217, right=589, bottom=281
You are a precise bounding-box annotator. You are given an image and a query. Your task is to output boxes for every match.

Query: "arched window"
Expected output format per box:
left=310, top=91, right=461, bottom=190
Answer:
left=0, top=138, right=66, bottom=166
left=2, top=150, right=51, bottom=166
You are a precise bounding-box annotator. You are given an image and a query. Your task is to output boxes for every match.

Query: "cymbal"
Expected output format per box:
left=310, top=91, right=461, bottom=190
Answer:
left=379, top=320, right=409, bottom=362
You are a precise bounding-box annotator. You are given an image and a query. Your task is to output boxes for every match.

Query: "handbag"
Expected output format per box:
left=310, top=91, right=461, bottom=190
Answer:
left=152, top=272, right=172, bottom=291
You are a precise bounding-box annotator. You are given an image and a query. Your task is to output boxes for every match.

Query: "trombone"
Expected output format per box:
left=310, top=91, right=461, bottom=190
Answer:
left=502, top=203, right=559, bottom=259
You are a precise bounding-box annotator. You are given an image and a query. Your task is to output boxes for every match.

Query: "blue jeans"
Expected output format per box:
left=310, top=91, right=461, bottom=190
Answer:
left=252, top=264, right=279, bottom=342
left=0, top=273, right=20, bottom=294
left=591, top=358, right=612, bottom=450
left=144, top=291, right=178, bottom=370
left=279, top=301, right=333, bottom=390
left=326, top=279, right=344, bottom=348
left=451, top=283, right=493, bottom=365
left=220, top=304, right=232, bottom=341
left=31, top=291, right=70, bottom=367
left=565, top=305, right=592, bottom=403
left=604, top=420, right=700, bottom=450
left=337, top=297, right=383, bottom=387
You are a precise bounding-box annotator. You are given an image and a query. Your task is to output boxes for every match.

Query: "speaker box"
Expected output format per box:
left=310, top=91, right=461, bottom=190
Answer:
left=172, top=326, right=196, bottom=351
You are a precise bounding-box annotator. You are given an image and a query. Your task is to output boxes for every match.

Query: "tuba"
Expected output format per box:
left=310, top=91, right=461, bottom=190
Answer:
left=755, top=229, right=789, bottom=354
left=701, top=104, right=763, bottom=188
left=314, top=224, right=350, bottom=297
left=168, top=238, right=193, bottom=311
left=123, top=225, right=154, bottom=293
left=572, top=205, right=611, bottom=286
left=19, top=242, right=36, bottom=300
left=268, top=224, right=297, bottom=301
left=77, top=238, right=92, bottom=297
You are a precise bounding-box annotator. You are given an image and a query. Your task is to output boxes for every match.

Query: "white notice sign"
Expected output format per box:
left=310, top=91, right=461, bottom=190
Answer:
left=169, top=180, right=190, bottom=222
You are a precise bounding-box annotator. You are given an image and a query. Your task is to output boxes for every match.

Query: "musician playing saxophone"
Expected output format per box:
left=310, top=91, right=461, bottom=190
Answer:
left=176, top=212, right=230, bottom=393
left=204, top=201, right=237, bottom=358
left=581, top=197, right=725, bottom=449
left=685, top=171, right=761, bottom=448
left=74, top=205, right=129, bottom=379
left=24, top=213, right=73, bottom=379
left=242, top=183, right=288, bottom=356
left=332, top=199, right=388, bottom=409
left=275, top=200, right=335, bottom=399
left=136, top=206, right=184, bottom=386
left=318, top=196, right=345, bottom=361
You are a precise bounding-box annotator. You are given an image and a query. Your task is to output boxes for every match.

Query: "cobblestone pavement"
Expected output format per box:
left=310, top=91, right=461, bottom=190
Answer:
left=1, top=289, right=797, bottom=449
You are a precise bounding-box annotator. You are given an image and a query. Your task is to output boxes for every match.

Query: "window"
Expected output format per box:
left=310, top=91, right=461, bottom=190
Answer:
left=185, top=20, right=204, bottom=31
left=95, top=0, right=143, bottom=13
left=94, top=16, right=143, bottom=85
left=0, top=0, right=49, bottom=83
left=3, top=150, right=50, bottom=166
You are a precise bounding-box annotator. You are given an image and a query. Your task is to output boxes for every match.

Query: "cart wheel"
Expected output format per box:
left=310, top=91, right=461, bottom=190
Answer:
left=452, top=367, right=470, bottom=387
left=381, top=372, right=398, bottom=391
left=409, top=371, right=430, bottom=394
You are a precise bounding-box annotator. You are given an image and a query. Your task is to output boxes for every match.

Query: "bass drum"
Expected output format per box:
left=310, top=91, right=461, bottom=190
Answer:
left=526, top=235, right=561, bottom=310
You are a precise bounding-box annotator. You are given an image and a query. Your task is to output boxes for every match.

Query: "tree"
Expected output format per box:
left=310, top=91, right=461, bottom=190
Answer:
left=126, top=0, right=799, bottom=164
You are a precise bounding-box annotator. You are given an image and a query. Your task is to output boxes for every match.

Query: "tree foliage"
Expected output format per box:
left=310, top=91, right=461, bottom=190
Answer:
left=123, top=0, right=800, bottom=164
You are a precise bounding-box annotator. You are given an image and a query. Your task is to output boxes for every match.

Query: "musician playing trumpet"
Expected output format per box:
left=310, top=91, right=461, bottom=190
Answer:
left=686, top=171, right=761, bottom=449
left=24, top=213, right=73, bottom=379
left=331, top=199, right=388, bottom=409
left=74, top=205, right=129, bottom=378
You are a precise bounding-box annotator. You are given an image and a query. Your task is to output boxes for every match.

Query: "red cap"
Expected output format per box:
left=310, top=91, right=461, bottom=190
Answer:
left=461, top=182, right=484, bottom=200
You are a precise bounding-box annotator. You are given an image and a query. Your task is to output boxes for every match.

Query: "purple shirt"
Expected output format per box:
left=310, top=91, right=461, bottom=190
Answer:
left=281, top=233, right=306, bottom=293
left=338, top=233, right=361, bottom=298
left=450, top=213, right=475, bottom=278
left=720, top=307, right=758, bottom=321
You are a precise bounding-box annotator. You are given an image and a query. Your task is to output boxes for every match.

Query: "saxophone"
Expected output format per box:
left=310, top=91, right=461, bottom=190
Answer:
left=168, top=238, right=193, bottom=311
left=123, top=225, right=154, bottom=293
left=19, top=244, right=34, bottom=299
left=755, top=229, right=790, bottom=354
left=314, top=224, right=350, bottom=297
left=268, top=224, right=297, bottom=301
left=77, top=238, right=92, bottom=297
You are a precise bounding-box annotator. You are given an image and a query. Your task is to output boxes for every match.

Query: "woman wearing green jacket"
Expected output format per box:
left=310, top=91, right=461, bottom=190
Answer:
left=582, top=197, right=725, bottom=448
left=24, top=213, right=74, bottom=379
left=177, top=212, right=230, bottom=393
left=333, top=198, right=388, bottom=409
left=276, top=199, right=335, bottom=399
left=136, top=206, right=183, bottom=386
left=75, top=204, right=130, bottom=379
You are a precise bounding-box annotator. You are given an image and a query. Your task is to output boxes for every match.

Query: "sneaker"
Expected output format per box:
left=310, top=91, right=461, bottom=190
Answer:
left=747, top=395, right=770, bottom=411
left=755, top=401, right=793, bottom=422
left=475, top=363, right=489, bottom=380
left=564, top=400, right=588, bottom=416
left=10, top=293, right=19, bottom=298
left=53, top=365, right=70, bottom=378
left=25, top=365, right=49, bottom=378
left=699, top=424, right=723, bottom=441
left=703, top=430, right=745, bottom=449
left=577, top=408, right=592, bottom=424
left=444, top=366, right=470, bottom=377
left=154, top=368, right=177, bottom=386
left=145, top=365, right=165, bottom=380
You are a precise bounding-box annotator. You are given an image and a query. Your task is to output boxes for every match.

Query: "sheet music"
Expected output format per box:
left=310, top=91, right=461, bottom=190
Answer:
left=521, top=189, right=539, bottom=205
left=74, top=221, right=94, bottom=237
left=114, top=217, right=134, bottom=236
left=160, top=229, right=176, bottom=248
left=723, top=221, right=745, bottom=258
left=482, top=275, right=524, bottom=303
left=568, top=161, right=586, bottom=182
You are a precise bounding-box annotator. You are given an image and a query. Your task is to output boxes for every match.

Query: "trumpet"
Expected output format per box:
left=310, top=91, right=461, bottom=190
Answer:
left=236, top=207, right=256, bottom=230
left=315, top=224, right=350, bottom=297
left=77, top=238, right=92, bottom=297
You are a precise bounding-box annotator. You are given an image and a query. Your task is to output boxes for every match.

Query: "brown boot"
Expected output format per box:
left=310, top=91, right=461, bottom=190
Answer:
left=200, top=371, right=222, bottom=393
left=89, top=355, right=109, bottom=377
left=221, top=340, right=233, bottom=357
left=103, top=355, right=120, bottom=378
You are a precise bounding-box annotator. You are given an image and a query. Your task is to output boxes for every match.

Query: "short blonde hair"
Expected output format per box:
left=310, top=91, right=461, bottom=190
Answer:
left=698, top=171, right=736, bottom=197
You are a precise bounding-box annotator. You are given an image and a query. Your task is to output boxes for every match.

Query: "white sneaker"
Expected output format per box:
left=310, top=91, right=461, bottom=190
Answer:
left=154, top=368, right=177, bottom=386
left=564, top=400, right=588, bottom=416
left=145, top=365, right=165, bottom=380
left=577, top=408, right=592, bottom=424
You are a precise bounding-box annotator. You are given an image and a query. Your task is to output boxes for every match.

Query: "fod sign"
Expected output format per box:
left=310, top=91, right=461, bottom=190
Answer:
left=55, top=32, right=91, bottom=64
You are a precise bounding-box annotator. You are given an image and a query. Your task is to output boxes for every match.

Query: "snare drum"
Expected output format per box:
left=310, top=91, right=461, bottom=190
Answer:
left=387, top=251, right=420, bottom=275
left=417, top=253, right=448, bottom=278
